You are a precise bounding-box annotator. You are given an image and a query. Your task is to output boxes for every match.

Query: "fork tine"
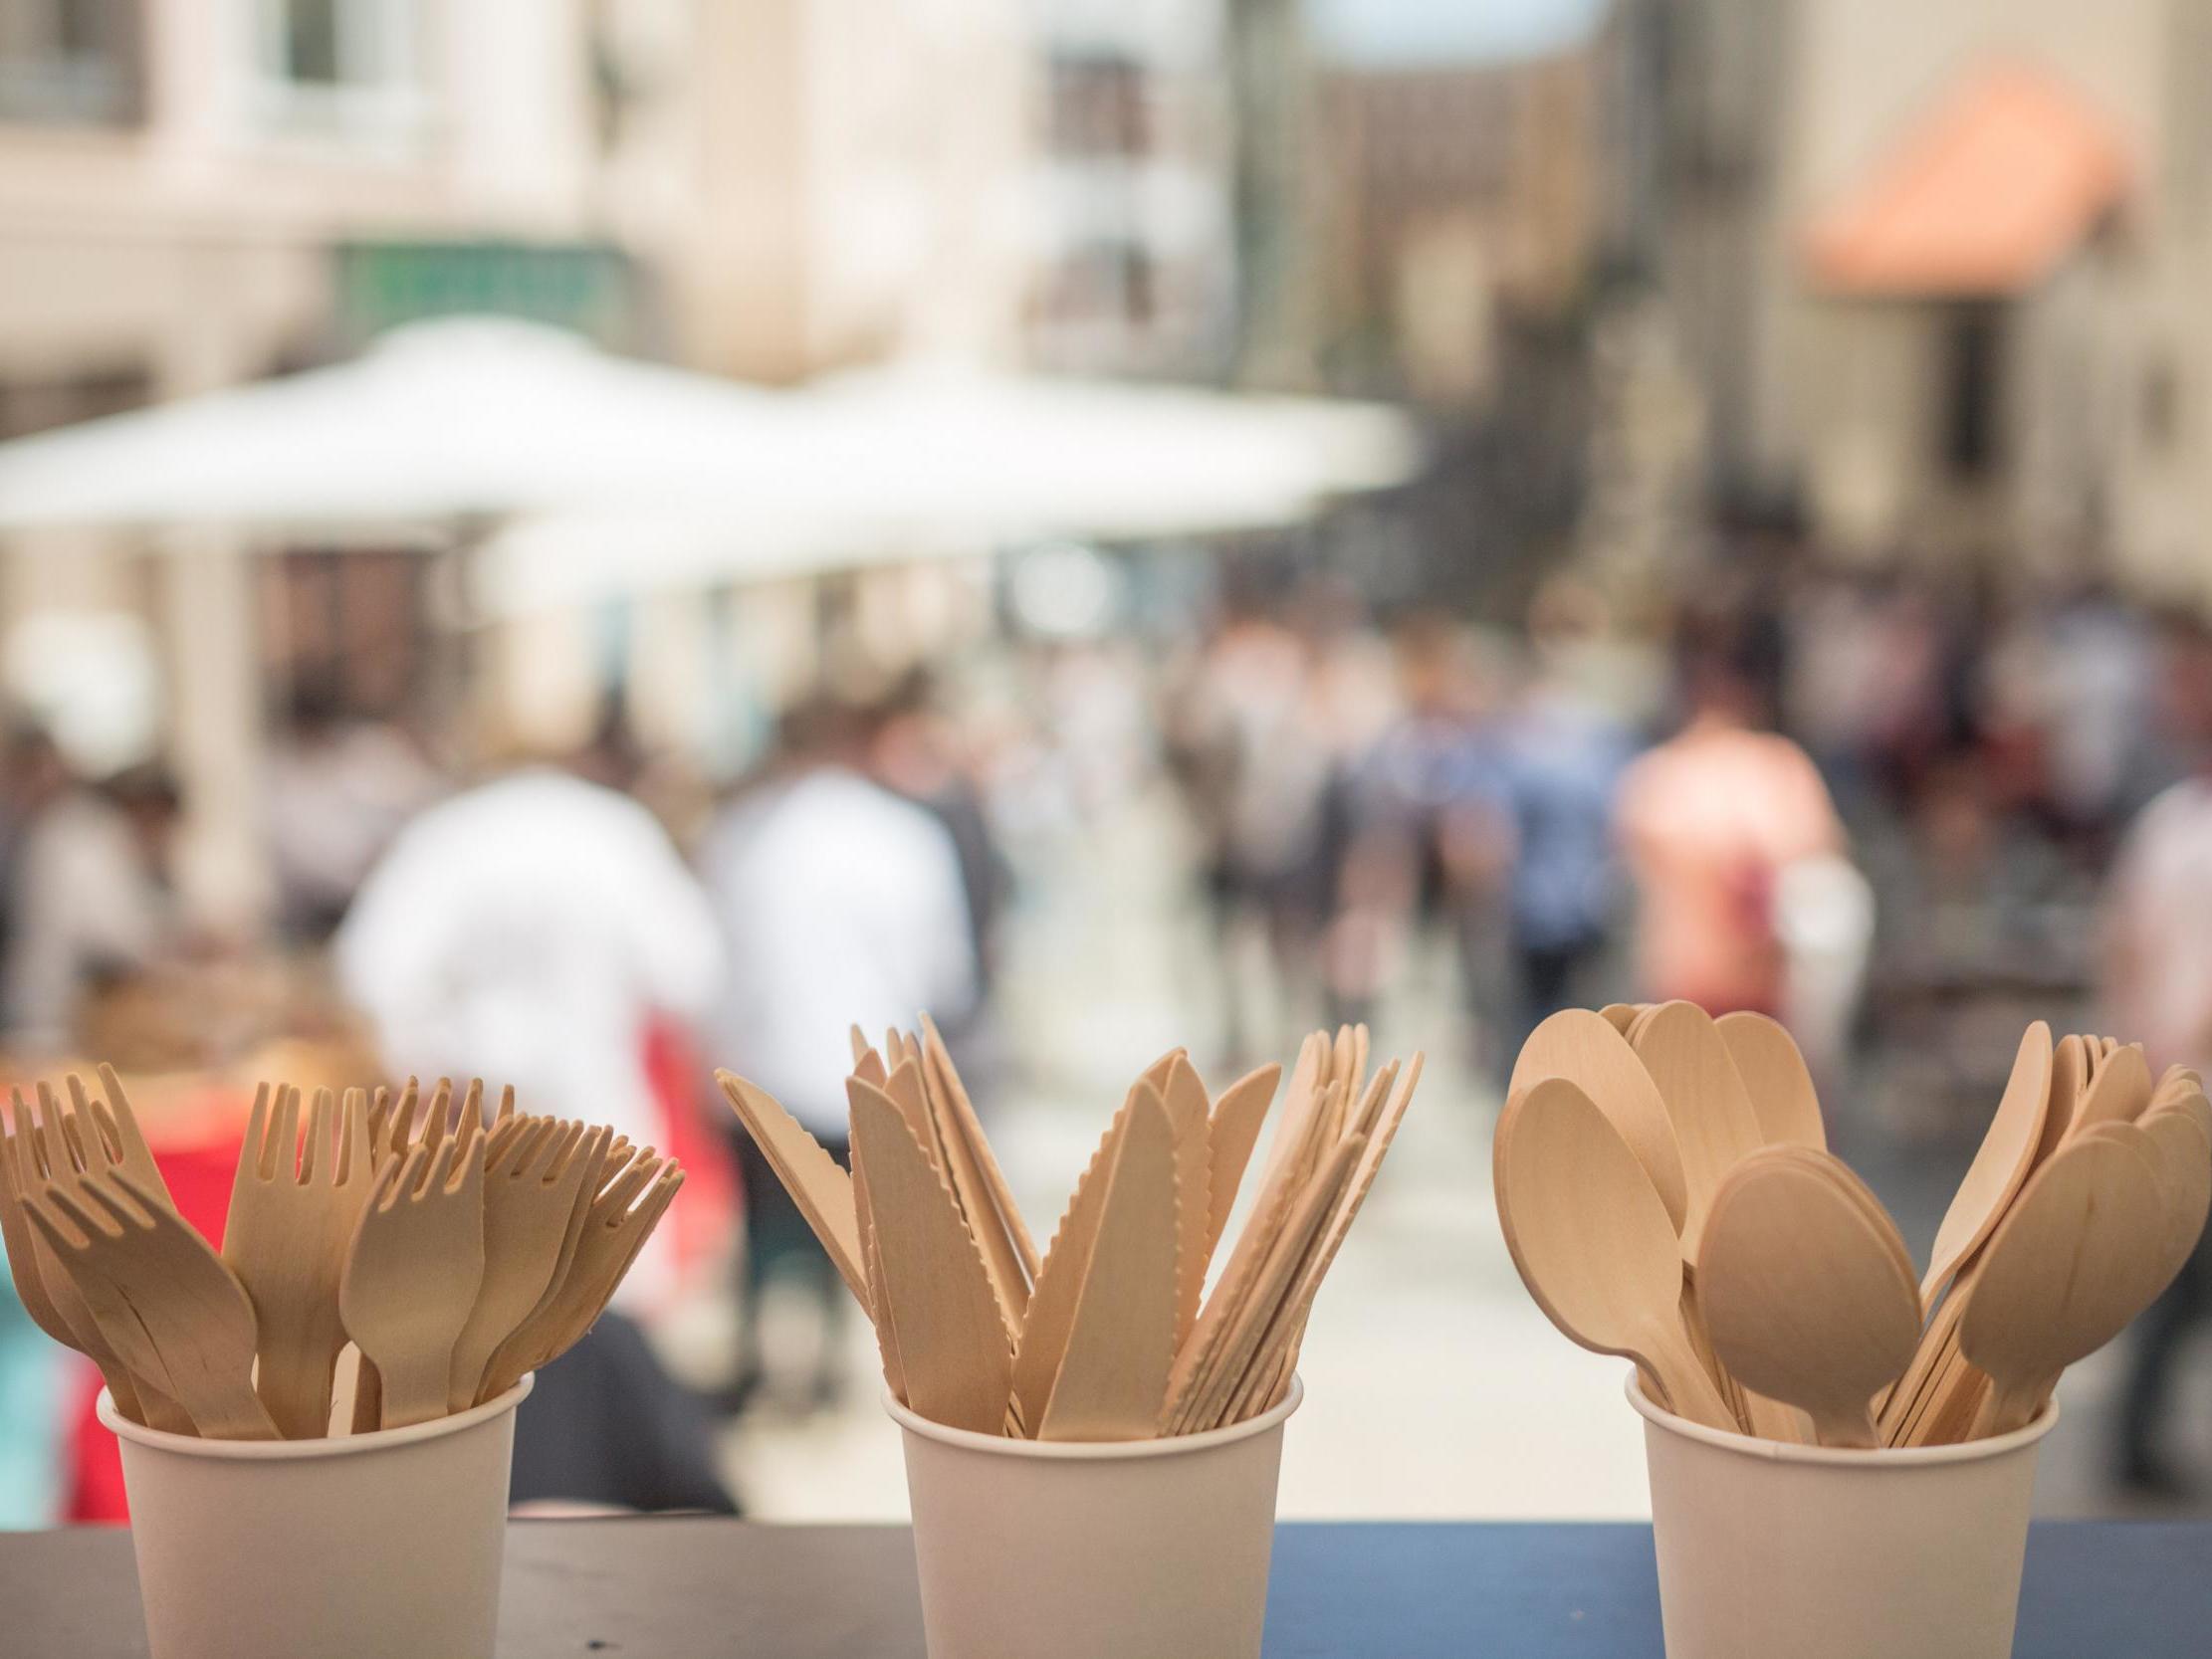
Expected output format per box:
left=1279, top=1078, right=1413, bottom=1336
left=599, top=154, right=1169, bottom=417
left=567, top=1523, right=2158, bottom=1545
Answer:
left=495, top=1084, right=516, bottom=1128
left=240, top=1084, right=271, bottom=1181
left=420, top=1079, right=454, bottom=1155
left=340, top=1088, right=370, bottom=1184
left=271, top=1086, right=302, bottom=1182
left=64, top=1076, right=112, bottom=1172
left=383, top=1077, right=421, bottom=1158
left=300, top=1089, right=335, bottom=1185
left=455, top=1080, right=485, bottom=1156
left=50, top=1178, right=127, bottom=1239
left=22, top=1189, right=90, bottom=1253
left=537, top=1120, right=583, bottom=1179
left=34, top=1082, right=80, bottom=1175
left=599, top=1151, right=661, bottom=1217
left=93, top=1065, right=153, bottom=1172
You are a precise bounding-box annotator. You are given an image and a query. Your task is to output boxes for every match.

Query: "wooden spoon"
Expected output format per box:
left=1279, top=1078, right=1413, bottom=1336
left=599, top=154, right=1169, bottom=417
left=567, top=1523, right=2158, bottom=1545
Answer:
left=1918, top=1021, right=2053, bottom=1314
left=1697, top=1148, right=1920, bottom=1447
left=1631, top=1001, right=1767, bottom=1257
left=1959, top=1131, right=2166, bottom=1436
left=1494, top=1077, right=1733, bottom=1429
left=1714, top=1012, right=1826, bottom=1149
left=1511, top=1008, right=1688, bottom=1235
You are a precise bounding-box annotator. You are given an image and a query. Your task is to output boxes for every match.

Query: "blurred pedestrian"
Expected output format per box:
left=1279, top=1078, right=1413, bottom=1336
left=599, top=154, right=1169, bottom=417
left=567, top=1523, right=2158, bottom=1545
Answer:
left=2105, top=616, right=2212, bottom=1496
left=1618, top=645, right=1844, bottom=1014
left=334, top=723, right=722, bottom=1308
left=0, top=726, right=177, bottom=1049
left=703, top=697, right=979, bottom=1408
left=264, top=674, right=444, bottom=941
left=1491, top=581, right=1634, bottom=1056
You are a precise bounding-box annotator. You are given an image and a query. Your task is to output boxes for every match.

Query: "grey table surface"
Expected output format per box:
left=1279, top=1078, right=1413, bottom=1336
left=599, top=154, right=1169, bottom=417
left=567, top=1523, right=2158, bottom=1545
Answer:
left=6, top=1517, right=2209, bottom=1655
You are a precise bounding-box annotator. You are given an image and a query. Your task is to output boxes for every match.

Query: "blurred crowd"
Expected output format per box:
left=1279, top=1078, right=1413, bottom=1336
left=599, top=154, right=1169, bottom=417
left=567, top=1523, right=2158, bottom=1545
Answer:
left=5, top=538, right=2212, bottom=1518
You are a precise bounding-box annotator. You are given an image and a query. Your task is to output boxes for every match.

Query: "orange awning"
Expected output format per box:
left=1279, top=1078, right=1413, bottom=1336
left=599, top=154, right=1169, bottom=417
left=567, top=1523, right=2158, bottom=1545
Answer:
left=1804, top=63, right=2130, bottom=298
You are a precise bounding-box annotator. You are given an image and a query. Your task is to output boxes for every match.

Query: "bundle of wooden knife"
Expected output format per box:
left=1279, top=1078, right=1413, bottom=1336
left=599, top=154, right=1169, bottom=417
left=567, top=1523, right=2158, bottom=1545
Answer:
left=721, top=1018, right=1422, bottom=1440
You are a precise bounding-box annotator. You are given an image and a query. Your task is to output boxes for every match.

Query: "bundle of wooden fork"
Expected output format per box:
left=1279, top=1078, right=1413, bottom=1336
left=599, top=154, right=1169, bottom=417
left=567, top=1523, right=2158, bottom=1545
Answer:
left=0, top=1067, right=682, bottom=1441
left=1498, top=1006, right=2212, bottom=1449
left=722, top=1018, right=1422, bottom=1440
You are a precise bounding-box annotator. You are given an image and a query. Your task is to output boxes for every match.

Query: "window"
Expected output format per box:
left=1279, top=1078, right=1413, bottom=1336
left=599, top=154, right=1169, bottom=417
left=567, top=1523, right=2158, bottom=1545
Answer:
left=252, top=0, right=423, bottom=141
left=0, top=0, right=143, bottom=124
left=1942, top=305, right=2004, bottom=480
left=1048, top=54, right=1148, bottom=159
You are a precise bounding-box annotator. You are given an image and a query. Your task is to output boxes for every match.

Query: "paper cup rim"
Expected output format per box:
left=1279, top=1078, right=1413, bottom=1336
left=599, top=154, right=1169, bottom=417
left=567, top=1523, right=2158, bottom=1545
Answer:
left=885, top=1374, right=1303, bottom=1459
left=97, top=1373, right=534, bottom=1461
left=1627, top=1371, right=2058, bottom=1464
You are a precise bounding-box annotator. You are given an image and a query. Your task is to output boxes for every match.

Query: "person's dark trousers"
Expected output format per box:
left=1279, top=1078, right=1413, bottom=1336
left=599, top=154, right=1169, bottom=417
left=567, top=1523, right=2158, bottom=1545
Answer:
left=730, top=1125, right=850, bottom=1408
left=511, top=1310, right=739, bottom=1513
left=1505, top=933, right=1606, bottom=1074
left=2118, top=1229, right=2210, bottom=1488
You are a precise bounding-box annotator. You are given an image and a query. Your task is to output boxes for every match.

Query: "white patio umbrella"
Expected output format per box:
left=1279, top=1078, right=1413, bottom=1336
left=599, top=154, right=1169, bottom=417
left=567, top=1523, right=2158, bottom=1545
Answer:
left=474, top=363, right=1420, bottom=614
left=0, top=316, right=807, bottom=533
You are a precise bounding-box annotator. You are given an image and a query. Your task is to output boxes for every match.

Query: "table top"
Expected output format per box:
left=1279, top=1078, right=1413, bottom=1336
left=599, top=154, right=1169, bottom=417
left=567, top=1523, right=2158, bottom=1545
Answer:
left=7, top=1517, right=2208, bottom=1655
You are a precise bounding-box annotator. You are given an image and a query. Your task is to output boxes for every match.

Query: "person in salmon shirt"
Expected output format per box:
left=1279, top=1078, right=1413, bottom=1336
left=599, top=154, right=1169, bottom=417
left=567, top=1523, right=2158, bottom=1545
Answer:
left=1617, top=645, right=1845, bottom=1017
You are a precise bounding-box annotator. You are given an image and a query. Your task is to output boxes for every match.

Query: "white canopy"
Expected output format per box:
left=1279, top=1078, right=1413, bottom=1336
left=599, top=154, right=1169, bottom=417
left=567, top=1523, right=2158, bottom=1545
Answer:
left=0, top=319, right=1421, bottom=597
left=0, top=317, right=801, bottom=532
left=475, top=360, right=1419, bottom=614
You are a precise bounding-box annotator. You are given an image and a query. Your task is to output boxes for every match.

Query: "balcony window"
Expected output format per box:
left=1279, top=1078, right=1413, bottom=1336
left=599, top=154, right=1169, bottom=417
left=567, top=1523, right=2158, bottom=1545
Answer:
left=252, top=0, right=425, bottom=145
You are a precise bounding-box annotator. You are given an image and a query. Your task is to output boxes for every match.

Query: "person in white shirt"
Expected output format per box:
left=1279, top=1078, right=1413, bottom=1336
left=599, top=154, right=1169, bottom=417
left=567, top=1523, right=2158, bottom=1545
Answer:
left=2104, top=617, right=2212, bottom=1495
left=701, top=698, right=980, bottom=1405
left=334, top=741, right=723, bottom=1313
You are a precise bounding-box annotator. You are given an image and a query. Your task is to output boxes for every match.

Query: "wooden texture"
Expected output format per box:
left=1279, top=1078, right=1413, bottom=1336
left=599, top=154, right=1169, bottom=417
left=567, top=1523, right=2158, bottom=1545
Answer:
left=1202, top=1063, right=1281, bottom=1262
left=1919, top=1020, right=2053, bottom=1314
left=1697, top=1149, right=1919, bottom=1447
left=1006, top=1088, right=1136, bottom=1432
left=1158, top=1056, right=1213, bottom=1346
left=1035, top=1086, right=1181, bottom=1440
left=337, top=1132, right=487, bottom=1429
left=718, top=1072, right=868, bottom=1306
left=1713, top=1012, right=1826, bottom=1150
left=1960, top=1132, right=2164, bottom=1435
left=1510, top=1008, right=1688, bottom=1236
left=448, top=1118, right=602, bottom=1410
left=846, top=1081, right=1010, bottom=1435
left=489, top=1147, right=681, bottom=1390
left=919, top=1016, right=1039, bottom=1319
left=28, top=1169, right=276, bottom=1440
left=1493, top=1078, right=1732, bottom=1430
left=220, top=1084, right=375, bottom=1436
left=1630, top=1001, right=1766, bottom=1258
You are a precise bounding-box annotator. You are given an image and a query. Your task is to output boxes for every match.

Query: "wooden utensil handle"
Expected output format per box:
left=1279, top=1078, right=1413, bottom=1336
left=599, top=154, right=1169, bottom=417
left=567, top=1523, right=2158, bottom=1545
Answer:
left=369, top=1348, right=452, bottom=1431
left=1644, top=1324, right=1737, bottom=1431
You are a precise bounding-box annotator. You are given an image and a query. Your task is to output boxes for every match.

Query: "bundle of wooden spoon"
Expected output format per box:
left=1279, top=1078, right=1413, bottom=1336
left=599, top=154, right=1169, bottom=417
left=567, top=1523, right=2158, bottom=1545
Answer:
left=721, top=1018, right=1423, bottom=1439
left=0, top=1067, right=682, bottom=1440
left=1497, top=1007, right=2211, bottom=1449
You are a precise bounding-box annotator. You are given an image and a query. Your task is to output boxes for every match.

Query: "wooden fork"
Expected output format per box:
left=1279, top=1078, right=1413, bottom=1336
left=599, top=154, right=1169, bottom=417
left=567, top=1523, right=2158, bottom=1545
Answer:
left=446, top=1118, right=605, bottom=1411
left=25, top=1168, right=277, bottom=1440
left=339, top=1131, right=487, bottom=1429
left=221, top=1084, right=375, bottom=1437
left=480, top=1148, right=682, bottom=1396
left=4, top=1083, right=196, bottom=1433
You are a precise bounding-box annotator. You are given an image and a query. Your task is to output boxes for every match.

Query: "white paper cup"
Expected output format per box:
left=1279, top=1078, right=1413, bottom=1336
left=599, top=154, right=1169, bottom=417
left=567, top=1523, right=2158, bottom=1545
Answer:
left=100, top=1375, right=532, bottom=1659
left=890, top=1377, right=1301, bottom=1659
left=1630, top=1374, right=2057, bottom=1659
